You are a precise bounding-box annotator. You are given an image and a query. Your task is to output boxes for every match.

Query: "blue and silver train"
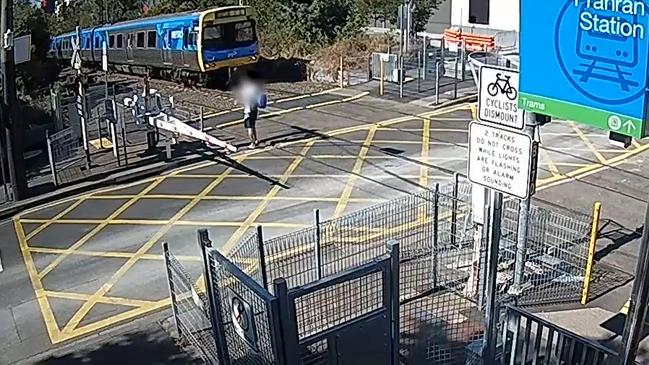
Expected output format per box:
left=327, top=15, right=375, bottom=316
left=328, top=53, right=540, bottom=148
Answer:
left=48, top=6, right=259, bottom=81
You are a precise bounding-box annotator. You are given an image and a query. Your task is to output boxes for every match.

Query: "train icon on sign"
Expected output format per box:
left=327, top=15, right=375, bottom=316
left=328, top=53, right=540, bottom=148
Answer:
left=574, top=4, right=640, bottom=92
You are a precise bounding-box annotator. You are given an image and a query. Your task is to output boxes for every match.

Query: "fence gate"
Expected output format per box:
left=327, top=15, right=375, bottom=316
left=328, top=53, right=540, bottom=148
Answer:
left=277, top=242, right=400, bottom=365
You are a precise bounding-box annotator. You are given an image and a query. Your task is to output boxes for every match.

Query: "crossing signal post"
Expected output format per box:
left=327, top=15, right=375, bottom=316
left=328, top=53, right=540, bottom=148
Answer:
left=1, top=0, right=26, bottom=200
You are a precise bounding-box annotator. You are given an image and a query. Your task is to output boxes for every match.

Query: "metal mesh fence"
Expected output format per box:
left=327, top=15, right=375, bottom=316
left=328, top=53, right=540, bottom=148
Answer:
left=163, top=246, right=220, bottom=364
left=223, top=177, right=600, bottom=364
left=499, top=198, right=593, bottom=306
left=208, top=249, right=277, bottom=365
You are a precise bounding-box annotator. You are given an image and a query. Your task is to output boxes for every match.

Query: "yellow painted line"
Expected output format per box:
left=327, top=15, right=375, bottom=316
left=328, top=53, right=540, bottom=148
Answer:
left=571, top=124, right=607, bottom=164
left=469, top=104, right=477, bottom=120
left=37, top=177, right=166, bottom=280
left=177, top=220, right=308, bottom=228
left=43, top=290, right=156, bottom=307
left=14, top=218, right=62, bottom=343
left=69, top=298, right=171, bottom=339
left=61, top=161, right=241, bottom=335
left=89, top=137, right=113, bottom=149
left=29, top=246, right=201, bottom=262
left=540, top=148, right=561, bottom=177
left=537, top=142, right=649, bottom=190
left=621, top=299, right=630, bottom=315
left=221, top=141, right=317, bottom=253
left=334, top=126, right=378, bottom=218
left=23, top=198, right=88, bottom=240
left=632, top=139, right=642, bottom=149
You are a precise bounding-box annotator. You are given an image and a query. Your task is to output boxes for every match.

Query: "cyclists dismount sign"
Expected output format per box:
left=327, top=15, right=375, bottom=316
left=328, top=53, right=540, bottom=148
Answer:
left=478, top=66, right=525, bottom=130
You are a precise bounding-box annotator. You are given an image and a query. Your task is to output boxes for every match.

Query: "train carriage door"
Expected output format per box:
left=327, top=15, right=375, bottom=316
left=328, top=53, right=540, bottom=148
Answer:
left=162, top=29, right=172, bottom=64
left=126, top=33, right=134, bottom=61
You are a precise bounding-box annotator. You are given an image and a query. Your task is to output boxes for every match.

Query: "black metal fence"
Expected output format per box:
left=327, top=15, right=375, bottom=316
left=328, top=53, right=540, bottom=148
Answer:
left=498, top=305, right=618, bottom=365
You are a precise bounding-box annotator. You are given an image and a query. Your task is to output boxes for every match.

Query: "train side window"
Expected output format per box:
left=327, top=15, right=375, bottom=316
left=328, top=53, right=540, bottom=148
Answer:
left=109, top=35, right=115, bottom=49
left=136, top=32, right=145, bottom=48
left=188, top=32, right=196, bottom=47
left=94, top=37, right=100, bottom=48
left=147, top=31, right=156, bottom=48
left=116, top=34, right=123, bottom=48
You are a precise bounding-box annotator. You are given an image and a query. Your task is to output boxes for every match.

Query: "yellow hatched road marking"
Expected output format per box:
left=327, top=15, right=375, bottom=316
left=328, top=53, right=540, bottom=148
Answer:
left=571, top=124, right=606, bottom=164
left=221, top=141, right=317, bottom=253
left=43, top=290, right=156, bottom=307
left=540, top=148, right=561, bottom=177
left=29, top=246, right=201, bottom=262
left=333, top=126, right=378, bottom=218
left=14, top=219, right=62, bottom=343
left=60, top=160, right=243, bottom=334
left=37, top=178, right=166, bottom=279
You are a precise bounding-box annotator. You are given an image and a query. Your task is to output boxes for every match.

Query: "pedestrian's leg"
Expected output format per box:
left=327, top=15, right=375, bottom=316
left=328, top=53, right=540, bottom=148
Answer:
left=247, top=128, right=255, bottom=147
left=251, top=126, right=258, bottom=145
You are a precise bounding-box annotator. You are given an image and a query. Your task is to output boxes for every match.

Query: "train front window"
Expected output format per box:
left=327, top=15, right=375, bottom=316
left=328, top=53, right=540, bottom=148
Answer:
left=235, top=21, right=254, bottom=43
left=202, top=20, right=256, bottom=50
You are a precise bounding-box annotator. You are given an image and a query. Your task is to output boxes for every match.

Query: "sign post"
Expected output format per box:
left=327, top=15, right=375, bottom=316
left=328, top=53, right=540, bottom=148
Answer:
left=520, top=0, right=649, bottom=138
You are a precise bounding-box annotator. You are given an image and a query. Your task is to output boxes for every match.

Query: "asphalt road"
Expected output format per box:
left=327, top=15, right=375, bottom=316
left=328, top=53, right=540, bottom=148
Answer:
left=2, top=85, right=649, bottom=363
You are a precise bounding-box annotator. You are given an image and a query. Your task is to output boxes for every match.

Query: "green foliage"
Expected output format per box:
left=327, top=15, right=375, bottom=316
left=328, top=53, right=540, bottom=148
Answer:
left=363, top=0, right=438, bottom=33
left=147, top=0, right=238, bottom=16
left=13, top=0, right=58, bottom=99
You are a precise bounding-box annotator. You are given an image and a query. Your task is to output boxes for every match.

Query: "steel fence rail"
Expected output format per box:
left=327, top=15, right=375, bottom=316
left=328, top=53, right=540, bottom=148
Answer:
left=163, top=242, right=220, bottom=364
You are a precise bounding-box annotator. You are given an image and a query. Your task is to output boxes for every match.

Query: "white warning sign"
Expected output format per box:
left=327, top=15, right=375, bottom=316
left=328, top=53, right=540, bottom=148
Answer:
left=478, top=66, right=524, bottom=130
left=230, top=291, right=259, bottom=351
left=468, top=122, right=538, bottom=199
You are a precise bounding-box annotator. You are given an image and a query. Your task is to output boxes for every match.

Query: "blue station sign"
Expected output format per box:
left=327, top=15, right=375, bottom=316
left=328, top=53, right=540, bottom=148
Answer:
left=519, top=0, right=649, bottom=138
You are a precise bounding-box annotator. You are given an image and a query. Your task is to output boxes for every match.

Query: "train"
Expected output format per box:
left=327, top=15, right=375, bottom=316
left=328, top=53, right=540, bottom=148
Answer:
left=48, top=6, right=259, bottom=83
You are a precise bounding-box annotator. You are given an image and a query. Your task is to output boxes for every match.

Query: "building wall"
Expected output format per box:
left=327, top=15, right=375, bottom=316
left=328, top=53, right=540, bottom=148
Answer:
left=451, top=0, right=519, bottom=32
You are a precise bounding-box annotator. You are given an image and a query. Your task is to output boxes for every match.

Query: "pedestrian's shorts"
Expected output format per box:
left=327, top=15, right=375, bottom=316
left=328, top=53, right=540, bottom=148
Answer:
left=244, top=109, right=258, bottom=129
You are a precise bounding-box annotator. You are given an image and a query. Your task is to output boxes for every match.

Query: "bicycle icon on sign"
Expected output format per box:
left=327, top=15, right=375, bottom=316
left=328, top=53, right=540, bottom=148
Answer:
left=487, top=73, right=518, bottom=100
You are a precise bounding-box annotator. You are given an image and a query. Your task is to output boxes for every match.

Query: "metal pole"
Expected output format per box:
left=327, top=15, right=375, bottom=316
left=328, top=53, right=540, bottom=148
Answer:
left=256, top=225, right=269, bottom=290
left=484, top=190, right=504, bottom=363
left=274, top=278, right=299, bottom=364
left=451, top=173, right=459, bottom=247
left=399, top=55, right=404, bottom=99
left=461, top=40, right=467, bottom=81
left=417, top=50, right=421, bottom=93
left=387, top=240, right=400, bottom=365
left=511, top=112, right=538, bottom=296
left=339, top=55, right=344, bottom=89
left=422, top=36, right=427, bottom=80
left=435, top=61, right=440, bottom=105
left=197, top=230, right=231, bottom=365
left=314, top=209, right=322, bottom=280
left=161, top=242, right=181, bottom=339
left=46, top=131, right=58, bottom=186
left=432, top=183, right=440, bottom=289
left=1, top=0, right=26, bottom=200
left=380, top=59, right=385, bottom=96
left=619, top=195, right=649, bottom=365
left=454, top=57, right=459, bottom=99
left=120, top=112, right=128, bottom=166
left=581, top=201, right=602, bottom=305
left=199, top=106, right=204, bottom=133
left=78, top=77, right=91, bottom=169
left=478, top=187, right=491, bottom=309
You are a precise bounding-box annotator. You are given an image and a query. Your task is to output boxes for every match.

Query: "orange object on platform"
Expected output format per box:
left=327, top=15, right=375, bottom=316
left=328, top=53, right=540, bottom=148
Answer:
left=443, top=28, right=495, bottom=51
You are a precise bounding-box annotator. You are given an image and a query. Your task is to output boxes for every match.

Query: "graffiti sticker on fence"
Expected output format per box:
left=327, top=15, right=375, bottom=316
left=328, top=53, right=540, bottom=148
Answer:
left=230, top=291, right=258, bottom=351
left=478, top=65, right=525, bottom=130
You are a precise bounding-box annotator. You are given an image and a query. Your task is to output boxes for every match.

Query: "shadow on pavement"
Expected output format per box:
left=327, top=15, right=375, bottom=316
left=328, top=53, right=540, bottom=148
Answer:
left=596, top=220, right=643, bottom=262
left=35, top=331, right=201, bottom=365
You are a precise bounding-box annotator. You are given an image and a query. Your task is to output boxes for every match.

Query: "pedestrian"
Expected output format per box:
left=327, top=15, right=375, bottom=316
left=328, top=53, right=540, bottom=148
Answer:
left=234, top=70, right=266, bottom=149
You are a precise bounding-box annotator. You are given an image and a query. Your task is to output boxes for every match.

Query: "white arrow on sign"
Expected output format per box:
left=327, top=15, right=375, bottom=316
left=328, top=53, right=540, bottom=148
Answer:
left=623, top=120, right=636, bottom=134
